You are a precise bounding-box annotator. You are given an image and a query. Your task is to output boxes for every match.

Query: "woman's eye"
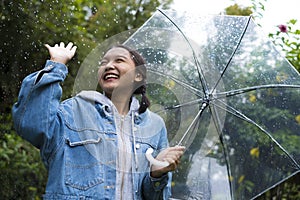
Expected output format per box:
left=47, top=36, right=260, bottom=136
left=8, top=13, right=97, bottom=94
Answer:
left=99, top=61, right=107, bottom=66
left=116, top=58, right=124, bottom=63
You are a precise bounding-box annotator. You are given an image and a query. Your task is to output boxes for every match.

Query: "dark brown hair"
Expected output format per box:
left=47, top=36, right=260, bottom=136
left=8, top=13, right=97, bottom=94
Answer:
left=109, top=44, right=150, bottom=114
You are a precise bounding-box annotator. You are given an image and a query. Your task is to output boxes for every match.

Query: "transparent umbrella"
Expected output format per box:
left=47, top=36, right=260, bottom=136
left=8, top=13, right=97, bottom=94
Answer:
left=124, top=9, right=300, bottom=200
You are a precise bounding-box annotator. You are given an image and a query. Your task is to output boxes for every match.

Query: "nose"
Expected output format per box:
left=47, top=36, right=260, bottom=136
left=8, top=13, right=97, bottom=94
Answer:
left=104, top=62, right=115, bottom=71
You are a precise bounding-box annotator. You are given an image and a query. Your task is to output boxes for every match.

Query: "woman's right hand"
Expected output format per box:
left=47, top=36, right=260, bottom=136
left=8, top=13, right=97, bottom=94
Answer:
left=150, top=146, right=185, bottom=178
left=44, top=42, right=77, bottom=64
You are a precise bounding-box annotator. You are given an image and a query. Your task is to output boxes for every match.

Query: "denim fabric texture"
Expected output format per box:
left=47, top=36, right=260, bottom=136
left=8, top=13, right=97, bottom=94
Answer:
left=12, top=60, right=171, bottom=200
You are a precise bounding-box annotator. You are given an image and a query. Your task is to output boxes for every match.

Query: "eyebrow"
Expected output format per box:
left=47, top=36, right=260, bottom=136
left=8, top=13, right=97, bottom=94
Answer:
left=117, top=55, right=128, bottom=59
left=102, top=54, right=129, bottom=60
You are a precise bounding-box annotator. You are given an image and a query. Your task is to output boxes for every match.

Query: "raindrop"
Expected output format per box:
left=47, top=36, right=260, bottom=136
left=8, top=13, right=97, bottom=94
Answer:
left=113, top=18, right=119, bottom=24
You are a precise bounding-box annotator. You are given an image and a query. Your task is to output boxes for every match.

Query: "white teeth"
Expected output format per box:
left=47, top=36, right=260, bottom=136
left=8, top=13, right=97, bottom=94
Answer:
left=104, top=74, right=118, bottom=80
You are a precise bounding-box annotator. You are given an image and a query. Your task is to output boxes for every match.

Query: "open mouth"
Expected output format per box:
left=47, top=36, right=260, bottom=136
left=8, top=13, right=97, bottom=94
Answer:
left=104, top=73, right=119, bottom=80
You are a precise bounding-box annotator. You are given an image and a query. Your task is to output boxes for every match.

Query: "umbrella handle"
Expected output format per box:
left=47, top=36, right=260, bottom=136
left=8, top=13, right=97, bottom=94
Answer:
left=145, top=148, right=169, bottom=167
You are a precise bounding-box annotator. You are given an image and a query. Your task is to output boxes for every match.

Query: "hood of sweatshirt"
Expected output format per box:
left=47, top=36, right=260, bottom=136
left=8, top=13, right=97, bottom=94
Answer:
left=76, top=90, right=140, bottom=115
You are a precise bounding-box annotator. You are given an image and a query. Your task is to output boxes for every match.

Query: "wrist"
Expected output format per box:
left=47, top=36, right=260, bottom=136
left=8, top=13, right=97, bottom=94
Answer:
left=150, top=171, right=165, bottom=178
left=150, top=166, right=168, bottom=178
left=50, top=57, right=68, bottom=65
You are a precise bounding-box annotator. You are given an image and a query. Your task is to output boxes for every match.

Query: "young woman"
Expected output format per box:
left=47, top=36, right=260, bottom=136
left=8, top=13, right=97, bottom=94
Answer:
left=12, top=42, right=185, bottom=199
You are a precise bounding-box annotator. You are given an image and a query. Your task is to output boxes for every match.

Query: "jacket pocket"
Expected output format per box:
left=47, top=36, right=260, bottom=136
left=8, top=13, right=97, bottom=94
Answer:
left=65, top=132, right=105, bottom=191
left=135, top=138, right=157, bottom=154
left=134, top=138, right=159, bottom=172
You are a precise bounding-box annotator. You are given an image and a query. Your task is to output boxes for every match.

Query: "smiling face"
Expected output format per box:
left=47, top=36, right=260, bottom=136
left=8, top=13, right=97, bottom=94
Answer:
left=98, top=47, right=137, bottom=98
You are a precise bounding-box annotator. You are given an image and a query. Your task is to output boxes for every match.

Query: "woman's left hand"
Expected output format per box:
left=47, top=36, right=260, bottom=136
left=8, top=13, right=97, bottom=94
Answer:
left=45, top=42, right=77, bottom=65
left=150, top=146, right=185, bottom=178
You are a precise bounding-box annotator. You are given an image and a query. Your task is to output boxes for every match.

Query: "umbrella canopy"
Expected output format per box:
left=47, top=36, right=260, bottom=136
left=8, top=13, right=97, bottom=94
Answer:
left=124, top=9, right=300, bottom=200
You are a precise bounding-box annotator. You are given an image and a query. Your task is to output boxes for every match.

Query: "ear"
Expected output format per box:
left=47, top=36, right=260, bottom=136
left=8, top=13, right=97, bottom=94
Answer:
left=135, top=73, right=143, bottom=82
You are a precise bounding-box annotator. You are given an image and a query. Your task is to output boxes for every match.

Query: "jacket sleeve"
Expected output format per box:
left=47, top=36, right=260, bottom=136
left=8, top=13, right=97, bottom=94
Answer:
left=142, top=125, right=172, bottom=200
left=12, top=60, right=68, bottom=152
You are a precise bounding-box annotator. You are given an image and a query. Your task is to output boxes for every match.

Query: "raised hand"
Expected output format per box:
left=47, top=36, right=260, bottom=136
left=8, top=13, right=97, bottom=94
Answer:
left=44, top=42, right=77, bottom=64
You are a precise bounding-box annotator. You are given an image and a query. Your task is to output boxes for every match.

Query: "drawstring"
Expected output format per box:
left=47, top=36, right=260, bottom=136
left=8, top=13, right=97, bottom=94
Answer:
left=132, top=111, right=139, bottom=170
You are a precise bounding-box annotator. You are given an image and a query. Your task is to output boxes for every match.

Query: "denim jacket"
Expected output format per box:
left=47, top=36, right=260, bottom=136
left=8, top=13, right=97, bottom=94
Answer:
left=12, top=60, right=171, bottom=199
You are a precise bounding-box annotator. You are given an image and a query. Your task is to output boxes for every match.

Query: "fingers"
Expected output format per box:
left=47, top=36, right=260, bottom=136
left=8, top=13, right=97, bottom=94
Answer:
left=164, top=146, right=185, bottom=169
left=60, top=42, right=65, bottom=48
left=66, top=42, right=73, bottom=50
left=44, top=41, right=77, bottom=64
left=45, top=42, right=77, bottom=55
left=156, top=146, right=185, bottom=170
left=70, top=44, right=77, bottom=55
left=165, top=146, right=185, bottom=158
left=65, top=42, right=77, bottom=55
left=161, top=146, right=185, bottom=159
left=44, top=42, right=76, bottom=49
left=169, top=145, right=186, bottom=151
left=44, top=44, right=50, bottom=50
left=150, top=146, right=185, bottom=178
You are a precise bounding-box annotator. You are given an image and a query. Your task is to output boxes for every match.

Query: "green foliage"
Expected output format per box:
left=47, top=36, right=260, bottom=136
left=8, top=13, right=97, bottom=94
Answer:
left=225, top=3, right=252, bottom=16
left=256, top=173, right=300, bottom=200
left=269, top=19, right=300, bottom=72
left=249, top=0, right=267, bottom=23
left=0, top=114, right=47, bottom=199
